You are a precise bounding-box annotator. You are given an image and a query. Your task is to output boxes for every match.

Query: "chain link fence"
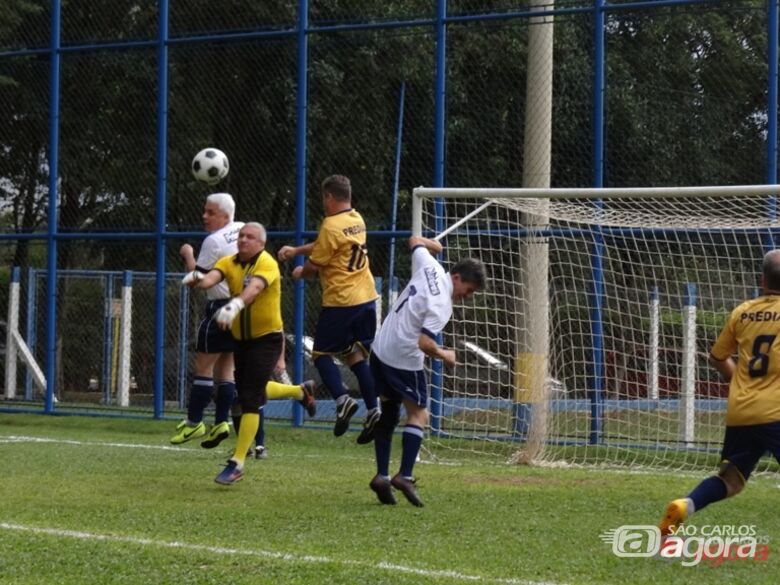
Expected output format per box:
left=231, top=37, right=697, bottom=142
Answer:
left=1, top=0, right=776, bottom=420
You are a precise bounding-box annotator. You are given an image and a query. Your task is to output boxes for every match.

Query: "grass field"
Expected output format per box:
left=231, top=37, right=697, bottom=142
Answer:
left=1, top=413, right=779, bottom=584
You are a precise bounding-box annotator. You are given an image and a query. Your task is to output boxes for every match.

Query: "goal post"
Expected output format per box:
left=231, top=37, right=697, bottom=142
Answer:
left=412, top=184, right=780, bottom=470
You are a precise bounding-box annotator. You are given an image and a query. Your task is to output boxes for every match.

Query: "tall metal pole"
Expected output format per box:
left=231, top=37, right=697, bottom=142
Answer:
left=429, top=0, right=448, bottom=436
left=44, top=0, right=62, bottom=413
left=589, top=0, right=606, bottom=445
left=152, top=0, right=170, bottom=418
left=292, top=0, right=310, bottom=427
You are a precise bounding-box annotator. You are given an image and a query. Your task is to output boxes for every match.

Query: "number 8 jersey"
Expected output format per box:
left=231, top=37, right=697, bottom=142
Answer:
left=711, top=295, right=780, bottom=425
left=309, top=208, right=378, bottom=307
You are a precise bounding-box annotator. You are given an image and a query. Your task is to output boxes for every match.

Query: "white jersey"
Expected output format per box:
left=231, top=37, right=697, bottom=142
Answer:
left=373, top=245, right=453, bottom=370
left=196, top=220, right=244, bottom=300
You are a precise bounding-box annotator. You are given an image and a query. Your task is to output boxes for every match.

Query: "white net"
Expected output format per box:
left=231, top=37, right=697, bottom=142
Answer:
left=413, top=186, right=780, bottom=471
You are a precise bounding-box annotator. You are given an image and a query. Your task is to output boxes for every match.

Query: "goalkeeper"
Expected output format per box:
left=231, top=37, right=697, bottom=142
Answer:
left=659, top=249, right=780, bottom=534
left=183, top=222, right=296, bottom=485
left=367, top=236, right=485, bottom=506
left=173, top=193, right=315, bottom=455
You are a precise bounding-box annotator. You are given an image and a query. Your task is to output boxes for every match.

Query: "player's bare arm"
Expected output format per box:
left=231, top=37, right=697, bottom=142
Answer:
left=409, top=235, right=443, bottom=255
left=418, top=334, right=456, bottom=369
left=179, top=243, right=196, bottom=271
left=182, top=268, right=223, bottom=289
left=291, top=259, right=320, bottom=281
left=278, top=242, right=315, bottom=262
left=708, top=353, right=735, bottom=383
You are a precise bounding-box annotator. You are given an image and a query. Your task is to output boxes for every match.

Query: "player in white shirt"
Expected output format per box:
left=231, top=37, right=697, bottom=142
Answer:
left=368, top=236, right=486, bottom=506
left=171, top=193, right=244, bottom=448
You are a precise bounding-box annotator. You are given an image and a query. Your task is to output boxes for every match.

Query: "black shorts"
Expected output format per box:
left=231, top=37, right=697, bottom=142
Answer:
left=233, top=331, right=284, bottom=412
left=721, top=421, right=780, bottom=480
left=313, top=300, right=376, bottom=358
left=369, top=353, right=428, bottom=407
left=196, top=300, right=236, bottom=354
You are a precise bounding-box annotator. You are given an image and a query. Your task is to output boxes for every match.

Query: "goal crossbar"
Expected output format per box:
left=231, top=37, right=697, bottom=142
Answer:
left=414, top=184, right=780, bottom=200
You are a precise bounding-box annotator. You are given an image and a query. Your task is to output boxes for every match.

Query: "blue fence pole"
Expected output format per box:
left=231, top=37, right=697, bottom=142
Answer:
left=589, top=0, right=606, bottom=445
left=292, top=0, right=310, bottom=428
left=152, top=0, right=170, bottom=419
left=44, top=0, right=62, bottom=414
left=387, top=81, right=406, bottom=293
left=429, top=0, right=448, bottom=437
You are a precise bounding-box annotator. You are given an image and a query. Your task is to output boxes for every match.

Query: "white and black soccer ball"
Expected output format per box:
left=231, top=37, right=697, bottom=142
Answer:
left=191, top=148, right=229, bottom=185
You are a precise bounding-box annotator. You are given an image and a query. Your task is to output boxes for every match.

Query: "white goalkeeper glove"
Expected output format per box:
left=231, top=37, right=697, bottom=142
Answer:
left=181, top=270, right=204, bottom=286
left=215, top=297, right=246, bottom=329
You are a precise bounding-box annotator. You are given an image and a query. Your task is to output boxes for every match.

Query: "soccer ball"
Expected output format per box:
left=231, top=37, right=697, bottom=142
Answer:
left=191, top=148, right=229, bottom=185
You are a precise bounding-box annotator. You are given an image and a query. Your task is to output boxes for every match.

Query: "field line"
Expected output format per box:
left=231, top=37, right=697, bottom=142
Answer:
left=0, top=521, right=565, bottom=585
left=0, top=435, right=189, bottom=452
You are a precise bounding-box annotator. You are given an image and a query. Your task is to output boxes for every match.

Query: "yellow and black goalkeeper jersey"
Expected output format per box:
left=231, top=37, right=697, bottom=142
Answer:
left=711, top=295, right=780, bottom=426
left=309, top=209, right=379, bottom=307
left=214, top=250, right=283, bottom=341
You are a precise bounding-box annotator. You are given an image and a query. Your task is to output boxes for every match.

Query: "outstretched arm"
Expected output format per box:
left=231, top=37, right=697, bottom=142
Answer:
left=182, top=268, right=223, bottom=289
left=278, top=242, right=315, bottom=262
left=409, top=236, right=443, bottom=255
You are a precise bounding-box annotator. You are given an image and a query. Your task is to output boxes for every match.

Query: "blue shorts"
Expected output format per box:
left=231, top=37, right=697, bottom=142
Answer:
left=369, top=353, right=428, bottom=407
left=721, top=421, right=780, bottom=480
left=196, top=299, right=236, bottom=354
left=313, top=300, right=376, bottom=358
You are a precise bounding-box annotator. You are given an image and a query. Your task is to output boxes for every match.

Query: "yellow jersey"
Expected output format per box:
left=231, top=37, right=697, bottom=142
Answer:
left=711, top=295, right=780, bottom=426
left=214, top=250, right=283, bottom=341
left=309, top=209, right=378, bottom=307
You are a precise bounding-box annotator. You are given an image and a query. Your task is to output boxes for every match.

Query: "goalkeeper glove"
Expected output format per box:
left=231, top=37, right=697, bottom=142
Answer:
left=216, top=297, right=245, bottom=329
left=181, top=270, right=204, bottom=286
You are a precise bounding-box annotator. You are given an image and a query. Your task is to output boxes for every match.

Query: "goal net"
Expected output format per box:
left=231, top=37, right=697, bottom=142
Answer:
left=412, top=185, right=780, bottom=471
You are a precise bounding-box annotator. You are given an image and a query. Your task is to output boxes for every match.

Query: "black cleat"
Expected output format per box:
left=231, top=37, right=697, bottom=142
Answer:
left=333, top=396, right=358, bottom=437
left=356, top=409, right=381, bottom=445
left=298, top=380, right=317, bottom=417
left=391, top=473, right=424, bottom=507
left=369, top=474, right=397, bottom=505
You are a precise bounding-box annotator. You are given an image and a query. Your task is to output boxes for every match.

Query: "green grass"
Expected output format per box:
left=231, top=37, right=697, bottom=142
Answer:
left=1, top=414, right=780, bottom=584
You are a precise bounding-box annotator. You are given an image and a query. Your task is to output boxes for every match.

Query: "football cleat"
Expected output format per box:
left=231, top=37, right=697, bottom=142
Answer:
left=200, top=421, right=230, bottom=449
left=254, top=446, right=268, bottom=460
left=369, top=474, right=397, bottom=505
left=333, top=396, right=358, bottom=437
left=356, top=409, right=381, bottom=445
left=170, top=421, right=206, bottom=444
left=391, top=473, right=424, bottom=507
left=659, top=498, right=689, bottom=536
left=215, top=460, right=244, bottom=485
left=298, top=380, right=317, bottom=417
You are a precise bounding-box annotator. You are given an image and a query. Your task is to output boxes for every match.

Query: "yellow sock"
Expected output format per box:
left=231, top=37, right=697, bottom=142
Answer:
left=232, top=412, right=259, bottom=466
left=266, top=380, right=303, bottom=401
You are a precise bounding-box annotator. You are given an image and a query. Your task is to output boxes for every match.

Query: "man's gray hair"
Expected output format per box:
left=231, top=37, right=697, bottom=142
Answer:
left=243, top=221, right=267, bottom=242
left=206, top=192, right=236, bottom=221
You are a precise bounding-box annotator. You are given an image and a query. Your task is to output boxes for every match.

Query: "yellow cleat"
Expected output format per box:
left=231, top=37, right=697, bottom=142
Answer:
left=201, top=421, right=231, bottom=449
left=659, top=498, right=688, bottom=536
left=170, top=421, right=206, bottom=444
